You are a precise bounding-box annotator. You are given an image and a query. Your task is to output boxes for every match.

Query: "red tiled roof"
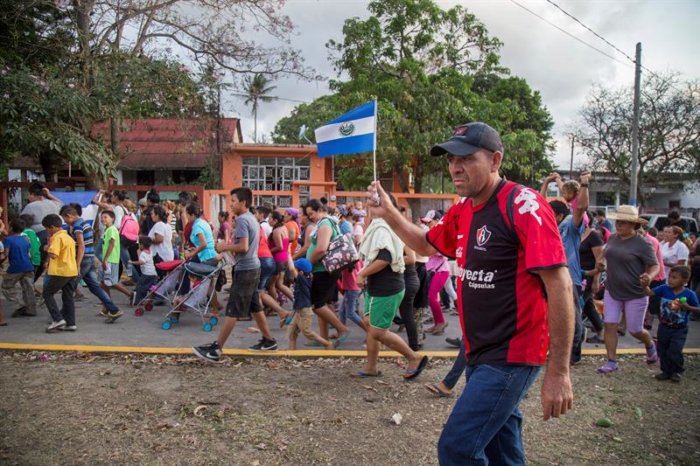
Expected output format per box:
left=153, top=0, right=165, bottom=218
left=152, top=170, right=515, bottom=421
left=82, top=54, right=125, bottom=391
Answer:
left=91, top=118, right=242, bottom=170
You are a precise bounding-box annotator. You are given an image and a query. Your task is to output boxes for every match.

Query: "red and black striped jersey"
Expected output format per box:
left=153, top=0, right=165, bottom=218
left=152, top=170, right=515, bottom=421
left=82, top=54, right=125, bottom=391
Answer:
left=427, top=180, right=566, bottom=366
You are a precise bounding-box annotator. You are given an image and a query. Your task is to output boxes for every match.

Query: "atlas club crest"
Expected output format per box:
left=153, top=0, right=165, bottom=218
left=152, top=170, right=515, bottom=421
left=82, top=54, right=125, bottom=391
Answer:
left=476, top=225, right=491, bottom=247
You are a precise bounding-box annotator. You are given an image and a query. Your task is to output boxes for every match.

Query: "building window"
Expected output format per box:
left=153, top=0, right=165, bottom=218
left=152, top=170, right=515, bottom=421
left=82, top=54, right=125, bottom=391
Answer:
left=242, top=156, right=310, bottom=206
left=171, top=170, right=200, bottom=184
left=137, top=170, right=155, bottom=186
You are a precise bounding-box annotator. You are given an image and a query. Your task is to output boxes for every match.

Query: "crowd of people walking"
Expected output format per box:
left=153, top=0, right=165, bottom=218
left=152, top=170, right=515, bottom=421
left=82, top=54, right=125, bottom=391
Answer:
left=1, top=121, right=699, bottom=465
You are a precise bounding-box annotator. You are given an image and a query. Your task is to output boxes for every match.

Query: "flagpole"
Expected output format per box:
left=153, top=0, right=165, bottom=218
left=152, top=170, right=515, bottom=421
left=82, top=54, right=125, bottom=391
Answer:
left=372, top=97, right=378, bottom=182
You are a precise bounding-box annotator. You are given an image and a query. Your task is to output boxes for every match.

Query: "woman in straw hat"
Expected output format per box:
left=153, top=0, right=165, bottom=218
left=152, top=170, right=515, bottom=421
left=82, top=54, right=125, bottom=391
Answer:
left=595, top=205, right=661, bottom=374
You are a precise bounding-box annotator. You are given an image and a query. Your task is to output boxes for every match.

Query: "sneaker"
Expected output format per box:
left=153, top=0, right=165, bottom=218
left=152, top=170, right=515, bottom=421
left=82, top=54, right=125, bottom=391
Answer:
left=445, top=337, right=461, bottom=348
left=250, top=338, right=278, bottom=351
left=595, top=360, right=618, bottom=374
left=654, top=372, right=671, bottom=381
left=586, top=335, right=605, bottom=344
left=46, top=320, right=66, bottom=333
left=192, top=341, right=222, bottom=363
left=98, top=308, right=110, bottom=318
left=670, top=373, right=682, bottom=383
left=61, top=325, right=77, bottom=331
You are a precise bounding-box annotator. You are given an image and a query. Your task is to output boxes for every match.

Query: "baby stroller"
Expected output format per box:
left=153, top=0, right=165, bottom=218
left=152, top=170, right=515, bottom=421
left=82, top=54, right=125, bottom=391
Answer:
left=161, top=261, right=225, bottom=332
left=134, top=259, right=186, bottom=316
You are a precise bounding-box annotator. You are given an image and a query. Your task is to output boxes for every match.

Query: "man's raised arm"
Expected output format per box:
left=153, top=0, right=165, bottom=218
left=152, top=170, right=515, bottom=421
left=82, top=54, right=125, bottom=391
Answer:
left=366, top=181, right=437, bottom=258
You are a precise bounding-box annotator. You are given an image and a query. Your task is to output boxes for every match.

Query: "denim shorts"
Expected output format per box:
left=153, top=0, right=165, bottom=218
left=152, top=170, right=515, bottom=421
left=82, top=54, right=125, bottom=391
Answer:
left=258, top=257, right=276, bottom=291
left=100, top=262, right=120, bottom=287
left=226, top=268, right=261, bottom=318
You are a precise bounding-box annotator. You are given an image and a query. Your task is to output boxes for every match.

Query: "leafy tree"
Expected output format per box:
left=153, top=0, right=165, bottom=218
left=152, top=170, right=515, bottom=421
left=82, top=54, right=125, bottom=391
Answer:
left=1, top=0, right=315, bottom=185
left=243, top=73, right=277, bottom=142
left=573, top=72, right=700, bottom=204
left=273, top=0, right=554, bottom=194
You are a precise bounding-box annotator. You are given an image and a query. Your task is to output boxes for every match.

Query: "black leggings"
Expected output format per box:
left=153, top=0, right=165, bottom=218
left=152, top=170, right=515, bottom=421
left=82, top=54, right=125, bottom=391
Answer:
left=33, top=229, right=49, bottom=283
left=581, top=275, right=604, bottom=333
left=413, top=262, right=428, bottom=309
left=399, top=265, right=420, bottom=350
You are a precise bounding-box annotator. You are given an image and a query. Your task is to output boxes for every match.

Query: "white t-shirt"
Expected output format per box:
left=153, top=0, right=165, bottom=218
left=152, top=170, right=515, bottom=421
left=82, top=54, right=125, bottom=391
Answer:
left=260, top=220, right=272, bottom=238
left=661, top=240, right=689, bottom=266
left=113, top=205, right=126, bottom=231
left=139, top=250, right=157, bottom=276
left=148, top=221, right=174, bottom=261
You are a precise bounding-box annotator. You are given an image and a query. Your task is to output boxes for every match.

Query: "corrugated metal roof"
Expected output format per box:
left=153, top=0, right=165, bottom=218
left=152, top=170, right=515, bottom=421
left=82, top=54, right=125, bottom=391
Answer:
left=91, top=118, right=241, bottom=169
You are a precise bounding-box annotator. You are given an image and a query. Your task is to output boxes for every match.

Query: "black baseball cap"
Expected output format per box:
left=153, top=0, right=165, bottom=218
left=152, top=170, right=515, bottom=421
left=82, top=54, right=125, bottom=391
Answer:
left=430, top=122, right=503, bottom=157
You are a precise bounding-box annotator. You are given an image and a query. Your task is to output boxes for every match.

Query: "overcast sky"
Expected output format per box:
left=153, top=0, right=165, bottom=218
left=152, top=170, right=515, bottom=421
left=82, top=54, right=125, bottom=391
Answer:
left=223, top=0, right=700, bottom=170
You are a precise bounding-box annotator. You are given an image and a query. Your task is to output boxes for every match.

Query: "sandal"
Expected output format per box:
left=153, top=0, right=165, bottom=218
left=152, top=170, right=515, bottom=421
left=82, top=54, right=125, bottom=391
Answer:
left=424, top=382, right=451, bottom=397
left=351, top=370, right=383, bottom=378
left=595, top=361, right=618, bottom=374
left=404, top=355, right=429, bottom=380
left=335, top=332, right=350, bottom=348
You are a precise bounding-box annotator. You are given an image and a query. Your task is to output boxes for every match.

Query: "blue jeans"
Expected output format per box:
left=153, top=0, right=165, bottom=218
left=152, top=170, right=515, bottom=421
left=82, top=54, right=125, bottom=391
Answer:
left=657, top=324, right=687, bottom=375
left=438, top=364, right=541, bottom=465
left=443, top=338, right=467, bottom=390
left=339, top=290, right=363, bottom=326
left=78, top=256, right=119, bottom=312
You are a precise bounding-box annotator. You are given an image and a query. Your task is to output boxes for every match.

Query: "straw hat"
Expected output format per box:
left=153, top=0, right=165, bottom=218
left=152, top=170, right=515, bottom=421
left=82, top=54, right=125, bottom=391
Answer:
left=606, top=205, right=647, bottom=224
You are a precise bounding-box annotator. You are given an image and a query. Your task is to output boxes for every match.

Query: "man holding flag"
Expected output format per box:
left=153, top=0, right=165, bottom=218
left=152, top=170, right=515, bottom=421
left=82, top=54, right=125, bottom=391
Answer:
left=365, top=122, right=575, bottom=465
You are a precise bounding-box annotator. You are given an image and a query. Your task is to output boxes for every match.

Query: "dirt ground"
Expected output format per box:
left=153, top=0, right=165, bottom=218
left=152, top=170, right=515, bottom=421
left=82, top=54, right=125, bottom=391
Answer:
left=1, top=352, right=699, bottom=466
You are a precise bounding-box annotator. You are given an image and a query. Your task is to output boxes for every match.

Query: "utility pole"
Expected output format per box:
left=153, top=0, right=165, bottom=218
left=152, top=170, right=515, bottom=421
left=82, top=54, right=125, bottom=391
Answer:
left=629, top=42, right=642, bottom=206
left=569, top=136, right=575, bottom=179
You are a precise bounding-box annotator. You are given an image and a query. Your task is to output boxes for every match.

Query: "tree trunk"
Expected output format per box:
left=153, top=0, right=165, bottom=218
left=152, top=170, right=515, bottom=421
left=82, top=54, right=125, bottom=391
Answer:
left=110, top=117, right=120, bottom=155
left=74, top=0, right=96, bottom=94
left=38, top=151, right=61, bottom=182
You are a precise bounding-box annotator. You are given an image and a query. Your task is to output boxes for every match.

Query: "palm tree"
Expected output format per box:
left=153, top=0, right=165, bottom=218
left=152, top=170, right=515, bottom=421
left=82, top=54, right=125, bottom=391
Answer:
left=243, top=73, right=277, bottom=142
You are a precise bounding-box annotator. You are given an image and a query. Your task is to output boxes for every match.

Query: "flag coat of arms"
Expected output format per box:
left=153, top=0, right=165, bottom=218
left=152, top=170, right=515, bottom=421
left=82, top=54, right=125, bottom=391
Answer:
left=314, top=100, right=376, bottom=158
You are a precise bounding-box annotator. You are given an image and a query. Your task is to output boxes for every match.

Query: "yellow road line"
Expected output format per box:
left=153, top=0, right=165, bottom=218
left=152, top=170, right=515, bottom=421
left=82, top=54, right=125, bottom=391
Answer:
left=1, top=342, right=699, bottom=357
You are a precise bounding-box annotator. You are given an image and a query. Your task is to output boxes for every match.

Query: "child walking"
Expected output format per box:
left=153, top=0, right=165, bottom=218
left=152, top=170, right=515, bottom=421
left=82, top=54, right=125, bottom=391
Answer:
left=287, top=258, right=335, bottom=350
left=1, top=219, right=37, bottom=318
left=130, top=236, right=158, bottom=304
left=42, top=214, right=79, bottom=332
left=99, top=211, right=133, bottom=311
left=338, top=260, right=366, bottom=330
left=641, top=265, right=700, bottom=382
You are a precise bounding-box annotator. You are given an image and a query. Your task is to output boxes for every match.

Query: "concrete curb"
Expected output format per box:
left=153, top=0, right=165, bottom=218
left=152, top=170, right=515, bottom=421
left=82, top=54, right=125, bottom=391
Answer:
left=1, top=343, right=699, bottom=358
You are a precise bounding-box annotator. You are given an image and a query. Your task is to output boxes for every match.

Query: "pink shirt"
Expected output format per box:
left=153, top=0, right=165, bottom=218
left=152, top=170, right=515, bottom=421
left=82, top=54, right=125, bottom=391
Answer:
left=426, top=253, right=449, bottom=273
left=340, top=261, right=363, bottom=291
left=645, top=232, right=665, bottom=281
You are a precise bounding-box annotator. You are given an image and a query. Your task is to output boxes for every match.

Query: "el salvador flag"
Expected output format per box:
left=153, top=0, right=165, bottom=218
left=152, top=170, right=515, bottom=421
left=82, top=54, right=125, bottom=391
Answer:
left=314, top=100, right=376, bottom=158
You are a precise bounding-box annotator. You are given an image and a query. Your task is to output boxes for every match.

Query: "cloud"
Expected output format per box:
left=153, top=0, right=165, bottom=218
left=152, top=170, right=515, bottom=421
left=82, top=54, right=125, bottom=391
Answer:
left=242, top=0, right=699, bottom=167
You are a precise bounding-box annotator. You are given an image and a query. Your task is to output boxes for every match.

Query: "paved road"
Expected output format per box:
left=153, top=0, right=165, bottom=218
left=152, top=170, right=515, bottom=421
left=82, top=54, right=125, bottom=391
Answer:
left=2, top=281, right=698, bottom=353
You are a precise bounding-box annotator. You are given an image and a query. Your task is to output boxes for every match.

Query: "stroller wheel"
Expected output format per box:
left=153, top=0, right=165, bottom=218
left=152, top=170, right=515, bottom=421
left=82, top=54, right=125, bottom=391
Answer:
left=203, top=322, right=213, bottom=332
left=145, top=303, right=154, bottom=311
left=161, top=320, right=172, bottom=330
left=135, top=308, right=144, bottom=316
left=209, top=316, right=219, bottom=326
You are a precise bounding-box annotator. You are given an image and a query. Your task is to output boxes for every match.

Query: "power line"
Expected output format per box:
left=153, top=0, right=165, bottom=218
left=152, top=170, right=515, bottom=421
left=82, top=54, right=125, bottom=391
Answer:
left=542, top=0, right=686, bottom=91
left=544, top=0, right=636, bottom=63
left=508, top=0, right=632, bottom=68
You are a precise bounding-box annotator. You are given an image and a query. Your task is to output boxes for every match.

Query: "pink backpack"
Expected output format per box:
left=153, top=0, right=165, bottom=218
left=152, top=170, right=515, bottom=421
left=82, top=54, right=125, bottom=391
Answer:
left=119, top=214, right=139, bottom=242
